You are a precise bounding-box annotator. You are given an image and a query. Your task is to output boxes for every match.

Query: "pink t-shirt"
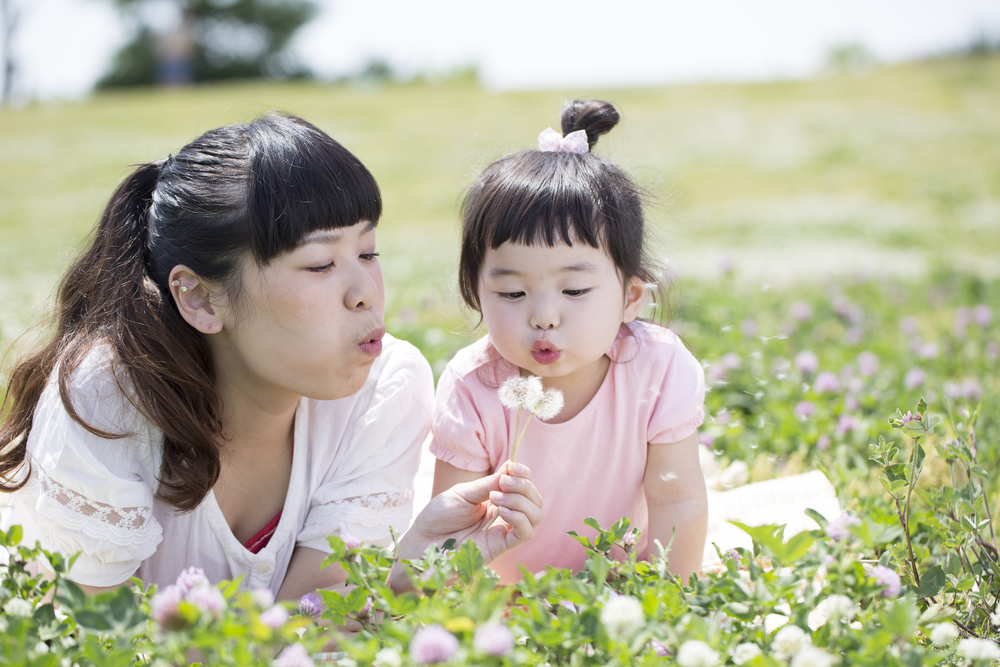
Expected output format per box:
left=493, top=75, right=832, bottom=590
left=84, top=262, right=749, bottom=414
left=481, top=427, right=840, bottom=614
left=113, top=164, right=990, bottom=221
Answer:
left=429, top=322, right=705, bottom=582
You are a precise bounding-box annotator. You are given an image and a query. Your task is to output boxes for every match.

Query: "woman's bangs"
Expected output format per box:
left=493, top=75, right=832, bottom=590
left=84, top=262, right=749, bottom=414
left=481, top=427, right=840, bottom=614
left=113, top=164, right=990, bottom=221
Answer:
left=246, top=116, right=382, bottom=263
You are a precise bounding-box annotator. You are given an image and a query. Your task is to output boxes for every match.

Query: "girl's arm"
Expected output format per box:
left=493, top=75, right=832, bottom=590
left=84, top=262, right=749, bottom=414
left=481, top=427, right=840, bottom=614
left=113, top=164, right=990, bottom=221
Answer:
left=642, top=430, right=708, bottom=580
left=431, top=459, right=488, bottom=497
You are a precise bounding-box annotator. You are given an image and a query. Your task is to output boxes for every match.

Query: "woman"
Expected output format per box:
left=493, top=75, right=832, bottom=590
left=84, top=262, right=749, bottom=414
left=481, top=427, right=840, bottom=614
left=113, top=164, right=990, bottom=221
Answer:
left=0, top=113, right=542, bottom=599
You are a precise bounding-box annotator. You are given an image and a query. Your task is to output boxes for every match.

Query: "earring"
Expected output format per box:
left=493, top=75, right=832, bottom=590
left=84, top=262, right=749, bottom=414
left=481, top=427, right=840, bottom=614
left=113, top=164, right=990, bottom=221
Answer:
left=171, top=280, right=189, bottom=293
left=181, top=286, right=189, bottom=293
left=170, top=280, right=180, bottom=287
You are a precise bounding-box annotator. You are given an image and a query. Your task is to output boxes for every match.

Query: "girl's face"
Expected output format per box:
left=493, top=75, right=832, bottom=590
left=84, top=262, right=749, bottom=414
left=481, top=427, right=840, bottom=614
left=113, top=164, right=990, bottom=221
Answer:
left=478, top=239, right=645, bottom=389
left=210, top=220, right=385, bottom=404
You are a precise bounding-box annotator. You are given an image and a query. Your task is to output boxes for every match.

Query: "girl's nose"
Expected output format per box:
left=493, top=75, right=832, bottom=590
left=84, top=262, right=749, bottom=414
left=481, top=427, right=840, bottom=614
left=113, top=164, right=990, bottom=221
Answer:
left=529, top=301, right=559, bottom=330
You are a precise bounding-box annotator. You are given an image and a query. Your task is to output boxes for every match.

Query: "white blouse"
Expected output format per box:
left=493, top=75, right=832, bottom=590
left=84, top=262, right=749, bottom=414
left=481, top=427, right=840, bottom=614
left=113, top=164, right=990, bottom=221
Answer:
left=10, top=334, right=433, bottom=593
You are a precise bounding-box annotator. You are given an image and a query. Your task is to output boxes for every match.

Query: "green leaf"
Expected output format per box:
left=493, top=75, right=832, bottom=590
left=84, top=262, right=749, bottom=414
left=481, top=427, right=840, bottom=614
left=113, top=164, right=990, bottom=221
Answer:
left=583, top=517, right=602, bottom=532
left=729, top=522, right=815, bottom=565
left=344, top=586, right=369, bottom=613
left=319, top=589, right=348, bottom=625
left=919, top=565, right=945, bottom=597
left=878, top=599, right=919, bottom=637
left=804, top=508, right=829, bottom=530
left=453, top=539, right=484, bottom=584
left=6, top=525, right=22, bottom=547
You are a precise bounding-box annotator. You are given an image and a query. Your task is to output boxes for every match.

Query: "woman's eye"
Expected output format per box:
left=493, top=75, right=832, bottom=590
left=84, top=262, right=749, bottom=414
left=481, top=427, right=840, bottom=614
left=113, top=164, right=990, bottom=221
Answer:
left=360, top=252, right=380, bottom=262
left=563, top=288, right=591, bottom=297
left=499, top=291, right=525, bottom=300
left=306, top=262, right=335, bottom=273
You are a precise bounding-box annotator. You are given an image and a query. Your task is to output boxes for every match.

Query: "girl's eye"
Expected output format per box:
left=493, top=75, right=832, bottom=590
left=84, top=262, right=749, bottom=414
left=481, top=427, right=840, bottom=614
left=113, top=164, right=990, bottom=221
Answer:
left=306, top=262, right=335, bottom=273
left=499, top=291, right=525, bottom=300
left=360, top=252, right=380, bottom=262
left=563, top=288, right=591, bottom=297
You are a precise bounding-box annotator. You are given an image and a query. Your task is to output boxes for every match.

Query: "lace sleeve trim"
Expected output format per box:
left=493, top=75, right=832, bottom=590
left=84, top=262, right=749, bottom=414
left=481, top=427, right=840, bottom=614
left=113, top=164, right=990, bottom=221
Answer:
left=308, top=487, right=414, bottom=529
left=28, top=459, right=162, bottom=552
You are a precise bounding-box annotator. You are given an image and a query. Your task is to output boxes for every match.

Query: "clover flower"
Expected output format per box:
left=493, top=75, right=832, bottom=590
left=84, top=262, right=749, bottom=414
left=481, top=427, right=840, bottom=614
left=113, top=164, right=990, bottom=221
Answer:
left=828, top=513, right=861, bottom=541
left=187, top=584, right=226, bottom=618
left=790, top=646, right=836, bottom=667
left=373, top=647, right=403, bottom=667
left=904, top=367, right=925, bottom=389
left=274, top=643, right=315, bottom=667
left=251, top=587, right=275, bottom=609
left=600, top=594, right=644, bottom=634
left=175, top=566, right=210, bottom=594
left=974, top=304, right=993, bottom=327
left=676, top=640, right=720, bottom=667
left=791, top=301, right=813, bottom=321
left=794, top=401, right=815, bottom=419
left=794, top=351, right=819, bottom=374
left=650, top=638, right=671, bottom=657
left=341, top=532, right=361, bottom=550
left=813, top=372, right=839, bottom=394
left=260, top=604, right=290, bottom=629
left=473, top=622, right=514, bottom=656
left=731, top=643, right=762, bottom=665
left=857, top=351, right=878, bottom=377
left=930, top=622, right=959, bottom=647
left=992, top=603, right=1000, bottom=627
left=2, top=597, right=33, bottom=617
left=836, top=413, right=857, bottom=436
left=150, top=585, right=184, bottom=626
left=410, top=625, right=459, bottom=664
left=808, top=595, right=856, bottom=629
left=771, top=624, right=811, bottom=659
left=956, top=637, right=1000, bottom=662
left=870, top=565, right=901, bottom=597
left=298, top=593, right=322, bottom=618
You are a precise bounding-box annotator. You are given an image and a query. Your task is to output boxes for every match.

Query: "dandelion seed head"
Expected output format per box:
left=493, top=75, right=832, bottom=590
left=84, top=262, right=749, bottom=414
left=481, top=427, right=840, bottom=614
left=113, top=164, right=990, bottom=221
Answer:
left=530, top=387, right=564, bottom=421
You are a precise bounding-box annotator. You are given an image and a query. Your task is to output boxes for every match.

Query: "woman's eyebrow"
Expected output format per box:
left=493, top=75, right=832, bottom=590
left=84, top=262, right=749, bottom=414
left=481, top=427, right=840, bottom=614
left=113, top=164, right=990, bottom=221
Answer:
left=298, top=221, right=377, bottom=246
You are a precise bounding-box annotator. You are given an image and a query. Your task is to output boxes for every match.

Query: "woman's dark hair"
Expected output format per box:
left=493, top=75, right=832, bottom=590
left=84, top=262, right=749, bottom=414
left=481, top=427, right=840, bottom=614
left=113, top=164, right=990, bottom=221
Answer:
left=0, top=113, right=381, bottom=510
left=458, top=99, right=657, bottom=314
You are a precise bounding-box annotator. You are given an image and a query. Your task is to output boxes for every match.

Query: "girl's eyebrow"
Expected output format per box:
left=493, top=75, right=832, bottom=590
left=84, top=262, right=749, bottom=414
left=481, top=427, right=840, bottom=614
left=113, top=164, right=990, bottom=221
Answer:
left=487, top=262, right=599, bottom=279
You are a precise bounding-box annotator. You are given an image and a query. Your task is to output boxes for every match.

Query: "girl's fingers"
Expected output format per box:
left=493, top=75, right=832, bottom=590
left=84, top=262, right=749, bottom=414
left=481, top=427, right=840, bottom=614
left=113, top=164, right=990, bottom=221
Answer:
left=489, top=488, right=543, bottom=529
left=496, top=504, right=535, bottom=544
left=497, top=473, right=543, bottom=511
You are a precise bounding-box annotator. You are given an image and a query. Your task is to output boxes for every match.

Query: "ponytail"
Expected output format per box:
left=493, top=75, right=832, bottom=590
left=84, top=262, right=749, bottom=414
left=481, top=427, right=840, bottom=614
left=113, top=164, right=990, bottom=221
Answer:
left=0, top=161, right=223, bottom=510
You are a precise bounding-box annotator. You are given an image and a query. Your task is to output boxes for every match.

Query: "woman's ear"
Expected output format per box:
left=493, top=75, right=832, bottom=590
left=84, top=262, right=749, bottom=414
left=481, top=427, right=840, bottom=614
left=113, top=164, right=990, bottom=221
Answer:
left=622, top=277, right=648, bottom=324
left=168, top=265, right=223, bottom=334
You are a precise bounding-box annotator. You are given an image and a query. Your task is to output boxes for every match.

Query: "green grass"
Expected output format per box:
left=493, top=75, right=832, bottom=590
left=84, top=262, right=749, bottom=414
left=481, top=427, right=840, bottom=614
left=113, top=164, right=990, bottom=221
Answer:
left=2, top=55, right=999, bottom=367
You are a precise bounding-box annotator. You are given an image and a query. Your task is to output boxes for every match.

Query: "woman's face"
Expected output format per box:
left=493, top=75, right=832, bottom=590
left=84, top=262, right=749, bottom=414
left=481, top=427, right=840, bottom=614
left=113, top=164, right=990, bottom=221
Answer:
left=210, top=220, right=385, bottom=404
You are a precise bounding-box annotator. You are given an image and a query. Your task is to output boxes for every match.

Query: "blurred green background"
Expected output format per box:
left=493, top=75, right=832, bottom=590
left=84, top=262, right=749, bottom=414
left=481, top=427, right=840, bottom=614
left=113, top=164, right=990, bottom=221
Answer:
left=2, top=54, right=999, bottom=377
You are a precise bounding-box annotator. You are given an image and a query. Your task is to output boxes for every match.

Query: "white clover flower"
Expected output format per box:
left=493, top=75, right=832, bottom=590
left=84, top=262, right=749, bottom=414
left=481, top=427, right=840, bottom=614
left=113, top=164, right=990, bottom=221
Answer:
left=771, top=624, right=811, bottom=658
left=991, top=603, right=1000, bottom=627
left=732, top=643, right=762, bottom=665
left=790, top=646, right=837, bottom=667
left=763, top=613, right=790, bottom=633
left=2, top=597, right=33, bottom=617
left=251, top=587, right=276, bottom=609
left=372, top=647, right=402, bottom=667
left=956, top=637, right=1000, bottom=663
left=676, top=640, right=720, bottom=667
left=600, top=595, right=644, bottom=635
left=498, top=376, right=544, bottom=411
left=529, top=387, right=564, bottom=421
left=808, top=594, right=857, bottom=629
left=929, top=623, right=959, bottom=647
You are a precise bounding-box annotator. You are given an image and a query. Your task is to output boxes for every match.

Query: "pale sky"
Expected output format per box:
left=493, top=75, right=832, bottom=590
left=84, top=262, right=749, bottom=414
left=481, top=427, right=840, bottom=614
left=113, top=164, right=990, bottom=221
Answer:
left=8, top=0, right=1000, bottom=100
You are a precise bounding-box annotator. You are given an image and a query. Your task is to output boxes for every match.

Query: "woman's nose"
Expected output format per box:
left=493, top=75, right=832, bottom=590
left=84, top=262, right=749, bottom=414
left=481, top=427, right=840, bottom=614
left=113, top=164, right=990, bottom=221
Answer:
left=347, top=262, right=379, bottom=309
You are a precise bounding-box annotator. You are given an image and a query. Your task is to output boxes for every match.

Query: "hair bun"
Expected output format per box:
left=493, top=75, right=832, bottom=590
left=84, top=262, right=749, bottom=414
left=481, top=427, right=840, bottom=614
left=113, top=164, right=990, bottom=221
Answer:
left=560, top=100, right=620, bottom=150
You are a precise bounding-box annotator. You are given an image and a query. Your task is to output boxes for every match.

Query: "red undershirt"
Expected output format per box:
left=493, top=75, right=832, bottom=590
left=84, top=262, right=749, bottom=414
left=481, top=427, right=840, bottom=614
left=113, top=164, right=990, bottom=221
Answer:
left=242, top=447, right=291, bottom=555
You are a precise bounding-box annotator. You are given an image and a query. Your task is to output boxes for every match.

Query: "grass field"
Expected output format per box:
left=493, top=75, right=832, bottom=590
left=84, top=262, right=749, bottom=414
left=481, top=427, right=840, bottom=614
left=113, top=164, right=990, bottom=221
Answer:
left=1, top=55, right=999, bottom=368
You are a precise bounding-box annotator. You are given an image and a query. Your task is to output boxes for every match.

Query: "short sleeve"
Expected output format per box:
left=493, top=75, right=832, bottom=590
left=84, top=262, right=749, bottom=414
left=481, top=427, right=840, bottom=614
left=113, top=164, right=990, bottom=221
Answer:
left=17, top=351, right=163, bottom=587
left=297, top=339, right=434, bottom=551
left=646, top=335, right=706, bottom=444
left=428, top=362, right=493, bottom=473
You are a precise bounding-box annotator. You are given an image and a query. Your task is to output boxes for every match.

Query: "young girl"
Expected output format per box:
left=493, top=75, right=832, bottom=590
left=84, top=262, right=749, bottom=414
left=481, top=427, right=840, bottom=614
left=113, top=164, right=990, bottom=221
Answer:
left=431, top=100, right=708, bottom=583
left=0, top=113, right=542, bottom=598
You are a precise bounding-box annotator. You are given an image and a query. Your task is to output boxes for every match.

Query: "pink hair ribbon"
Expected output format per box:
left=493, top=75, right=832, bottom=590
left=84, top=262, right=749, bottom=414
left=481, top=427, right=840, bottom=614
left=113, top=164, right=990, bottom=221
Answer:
left=537, top=128, right=589, bottom=154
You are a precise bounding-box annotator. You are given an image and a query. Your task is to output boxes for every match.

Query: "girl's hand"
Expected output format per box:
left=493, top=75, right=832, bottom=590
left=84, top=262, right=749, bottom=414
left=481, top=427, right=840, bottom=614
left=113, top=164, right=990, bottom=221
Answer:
left=400, top=461, right=543, bottom=565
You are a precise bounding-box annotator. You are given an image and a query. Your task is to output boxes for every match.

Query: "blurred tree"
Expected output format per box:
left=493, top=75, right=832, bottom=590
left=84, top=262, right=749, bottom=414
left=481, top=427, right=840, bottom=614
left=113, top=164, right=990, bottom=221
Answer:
left=1, top=0, right=22, bottom=104
left=100, top=0, right=317, bottom=88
